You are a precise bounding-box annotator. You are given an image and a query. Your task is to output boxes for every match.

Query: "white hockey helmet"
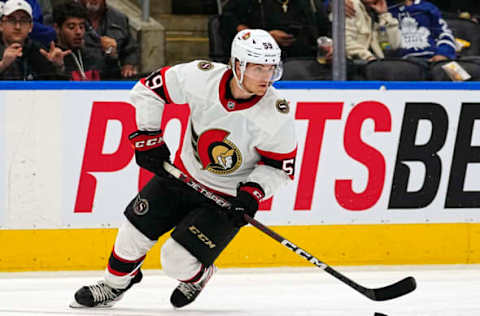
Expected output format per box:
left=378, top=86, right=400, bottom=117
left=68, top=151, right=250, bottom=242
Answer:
left=230, top=29, right=283, bottom=88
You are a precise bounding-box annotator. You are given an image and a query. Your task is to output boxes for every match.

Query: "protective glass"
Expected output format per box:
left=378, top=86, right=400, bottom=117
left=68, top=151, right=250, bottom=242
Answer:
left=242, top=62, right=283, bottom=83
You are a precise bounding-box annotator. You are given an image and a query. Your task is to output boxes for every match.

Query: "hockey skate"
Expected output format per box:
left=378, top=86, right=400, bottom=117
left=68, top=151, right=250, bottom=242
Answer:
left=170, top=265, right=217, bottom=308
left=69, top=270, right=143, bottom=308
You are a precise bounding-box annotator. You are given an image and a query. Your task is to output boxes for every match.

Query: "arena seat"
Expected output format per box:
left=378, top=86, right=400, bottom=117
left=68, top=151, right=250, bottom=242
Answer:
left=444, top=18, right=480, bottom=57
left=431, top=59, right=480, bottom=81
left=364, top=59, right=427, bottom=81
left=281, top=57, right=332, bottom=80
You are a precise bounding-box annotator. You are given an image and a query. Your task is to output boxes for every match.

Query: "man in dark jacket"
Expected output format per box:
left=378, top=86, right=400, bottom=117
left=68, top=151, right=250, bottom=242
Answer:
left=53, top=1, right=119, bottom=80
left=0, top=0, right=64, bottom=80
left=221, top=0, right=331, bottom=59
left=80, top=0, right=139, bottom=79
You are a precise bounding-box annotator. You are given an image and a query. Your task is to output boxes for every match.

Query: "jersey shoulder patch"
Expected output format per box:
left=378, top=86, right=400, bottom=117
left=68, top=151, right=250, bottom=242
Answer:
left=275, top=99, right=290, bottom=114
left=265, top=88, right=292, bottom=118
left=197, top=60, right=214, bottom=71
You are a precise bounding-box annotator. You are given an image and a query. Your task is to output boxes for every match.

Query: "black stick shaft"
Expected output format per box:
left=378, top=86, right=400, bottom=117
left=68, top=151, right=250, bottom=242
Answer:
left=244, top=214, right=377, bottom=296
left=162, top=162, right=416, bottom=301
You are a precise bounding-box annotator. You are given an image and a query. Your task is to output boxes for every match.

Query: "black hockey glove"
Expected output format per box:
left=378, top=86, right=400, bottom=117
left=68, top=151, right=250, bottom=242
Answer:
left=129, top=130, right=171, bottom=177
left=229, top=182, right=265, bottom=227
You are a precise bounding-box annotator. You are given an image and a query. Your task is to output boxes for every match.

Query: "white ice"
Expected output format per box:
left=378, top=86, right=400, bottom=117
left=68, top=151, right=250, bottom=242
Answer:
left=0, top=265, right=478, bottom=316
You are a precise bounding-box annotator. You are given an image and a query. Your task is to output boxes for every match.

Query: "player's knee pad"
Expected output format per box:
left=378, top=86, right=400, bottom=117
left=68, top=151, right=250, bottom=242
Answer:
left=161, top=238, right=202, bottom=281
left=114, top=220, right=156, bottom=260
left=171, top=206, right=239, bottom=266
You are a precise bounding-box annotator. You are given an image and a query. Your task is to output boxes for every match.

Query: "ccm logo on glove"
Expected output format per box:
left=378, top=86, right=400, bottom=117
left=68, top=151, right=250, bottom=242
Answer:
left=128, top=130, right=171, bottom=177
left=129, top=131, right=165, bottom=151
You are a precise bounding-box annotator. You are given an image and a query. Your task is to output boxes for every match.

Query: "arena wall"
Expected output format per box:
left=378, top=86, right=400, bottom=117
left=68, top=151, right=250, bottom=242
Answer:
left=1, top=81, right=480, bottom=271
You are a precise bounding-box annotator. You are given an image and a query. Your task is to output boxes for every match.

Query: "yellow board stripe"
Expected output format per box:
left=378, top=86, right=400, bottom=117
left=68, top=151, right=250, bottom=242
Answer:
left=2, top=223, right=480, bottom=272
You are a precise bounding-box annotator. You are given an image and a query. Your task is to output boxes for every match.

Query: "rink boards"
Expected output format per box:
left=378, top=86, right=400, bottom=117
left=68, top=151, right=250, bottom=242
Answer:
left=1, top=81, right=480, bottom=271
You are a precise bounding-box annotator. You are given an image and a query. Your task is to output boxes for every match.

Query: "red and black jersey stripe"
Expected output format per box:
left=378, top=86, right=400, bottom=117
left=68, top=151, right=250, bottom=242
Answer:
left=255, top=147, right=297, bottom=179
left=140, top=67, right=173, bottom=104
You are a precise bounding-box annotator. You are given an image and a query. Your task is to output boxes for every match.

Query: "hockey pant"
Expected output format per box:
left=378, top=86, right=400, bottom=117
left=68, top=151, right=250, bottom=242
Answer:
left=104, top=175, right=239, bottom=288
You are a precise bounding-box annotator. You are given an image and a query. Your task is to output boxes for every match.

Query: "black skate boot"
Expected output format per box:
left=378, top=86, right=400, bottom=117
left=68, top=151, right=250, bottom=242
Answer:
left=70, top=270, right=143, bottom=308
left=170, top=265, right=216, bottom=308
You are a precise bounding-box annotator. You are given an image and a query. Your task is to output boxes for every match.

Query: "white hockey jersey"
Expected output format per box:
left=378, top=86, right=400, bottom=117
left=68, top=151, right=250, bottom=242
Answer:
left=130, top=60, right=297, bottom=198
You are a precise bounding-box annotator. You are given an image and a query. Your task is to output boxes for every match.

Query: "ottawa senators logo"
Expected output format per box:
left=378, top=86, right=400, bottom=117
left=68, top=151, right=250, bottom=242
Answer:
left=133, top=195, right=149, bottom=216
left=276, top=99, right=289, bottom=114
left=197, top=61, right=214, bottom=71
left=192, top=127, right=242, bottom=175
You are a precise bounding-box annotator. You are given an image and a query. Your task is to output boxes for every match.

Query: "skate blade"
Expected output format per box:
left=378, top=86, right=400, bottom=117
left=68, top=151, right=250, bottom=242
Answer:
left=69, top=301, right=114, bottom=308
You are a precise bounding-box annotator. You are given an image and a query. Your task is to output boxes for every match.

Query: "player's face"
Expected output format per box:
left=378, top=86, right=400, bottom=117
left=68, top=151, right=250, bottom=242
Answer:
left=57, top=17, right=86, bottom=49
left=242, top=63, right=276, bottom=96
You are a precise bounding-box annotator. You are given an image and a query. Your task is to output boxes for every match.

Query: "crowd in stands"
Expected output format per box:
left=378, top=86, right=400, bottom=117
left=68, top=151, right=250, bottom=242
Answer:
left=0, top=0, right=479, bottom=81
left=0, top=0, right=139, bottom=80
left=213, top=0, right=480, bottom=81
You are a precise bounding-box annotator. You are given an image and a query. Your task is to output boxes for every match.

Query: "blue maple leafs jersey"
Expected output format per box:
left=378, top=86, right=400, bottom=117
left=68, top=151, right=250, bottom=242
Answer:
left=389, top=0, right=456, bottom=59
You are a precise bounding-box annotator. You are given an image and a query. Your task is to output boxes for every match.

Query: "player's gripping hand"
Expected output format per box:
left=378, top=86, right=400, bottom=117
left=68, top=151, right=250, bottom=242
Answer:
left=129, top=130, right=171, bottom=177
left=229, top=182, right=265, bottom=227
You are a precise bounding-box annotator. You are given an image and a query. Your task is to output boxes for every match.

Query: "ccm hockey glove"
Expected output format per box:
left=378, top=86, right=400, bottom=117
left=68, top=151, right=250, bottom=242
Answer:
left=129, top=130, right=171, bottom=176
left=230, top=182, right=265, bottom=227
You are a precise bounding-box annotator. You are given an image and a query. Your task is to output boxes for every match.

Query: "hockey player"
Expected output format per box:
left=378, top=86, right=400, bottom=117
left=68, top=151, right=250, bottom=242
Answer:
left=70, top=29, right=297, bottom=309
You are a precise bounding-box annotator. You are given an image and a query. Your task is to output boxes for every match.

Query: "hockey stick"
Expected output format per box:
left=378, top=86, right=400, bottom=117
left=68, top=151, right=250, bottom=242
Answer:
left=162, top=162, right=417, bottom=301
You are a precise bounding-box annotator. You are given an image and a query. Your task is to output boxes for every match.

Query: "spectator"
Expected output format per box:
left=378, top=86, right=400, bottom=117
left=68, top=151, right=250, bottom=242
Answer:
left=345, top=0, right=401, bottom=61
left=324, top=0, right=357, bottom=17
left=80, top=0, right=139, bottom=79
left=53, top=1, right=118, bottom=80
left=0, top=0, right=65, bottom=80
left=220, top=0, right=331, bottom=59
left=389, top=0, right=456, bottom=62
left=0, top=0, right=57, bottom=46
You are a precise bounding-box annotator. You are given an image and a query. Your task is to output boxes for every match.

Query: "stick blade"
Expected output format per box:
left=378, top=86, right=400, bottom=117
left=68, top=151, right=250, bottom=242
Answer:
left=368, top=276, right=416, bottom=301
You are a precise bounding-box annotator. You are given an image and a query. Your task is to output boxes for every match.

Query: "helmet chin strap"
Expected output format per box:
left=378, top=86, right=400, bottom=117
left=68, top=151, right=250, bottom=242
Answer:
left=232, top=63, right=256, bottom=96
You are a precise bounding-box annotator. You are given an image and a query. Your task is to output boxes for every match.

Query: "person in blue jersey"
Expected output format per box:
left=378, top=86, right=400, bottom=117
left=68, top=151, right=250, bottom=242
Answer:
left=389, top=0, right=456, bottom=62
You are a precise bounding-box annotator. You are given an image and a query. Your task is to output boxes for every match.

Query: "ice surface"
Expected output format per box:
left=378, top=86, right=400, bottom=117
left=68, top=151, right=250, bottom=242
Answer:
left=0, top=265, right=478, bottom=316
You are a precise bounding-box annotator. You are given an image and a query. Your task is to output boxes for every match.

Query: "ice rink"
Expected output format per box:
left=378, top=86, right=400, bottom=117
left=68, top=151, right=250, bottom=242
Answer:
left=0, top=265, right=478, bottom=316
